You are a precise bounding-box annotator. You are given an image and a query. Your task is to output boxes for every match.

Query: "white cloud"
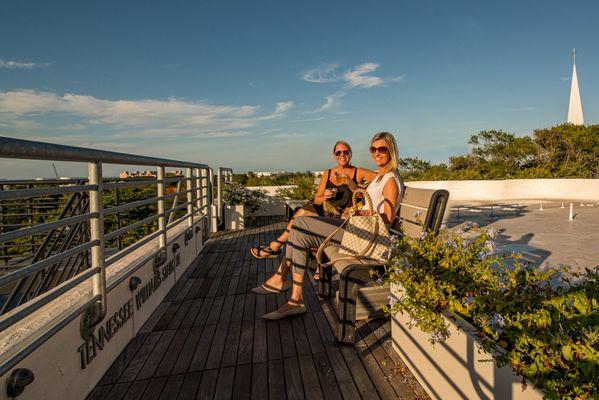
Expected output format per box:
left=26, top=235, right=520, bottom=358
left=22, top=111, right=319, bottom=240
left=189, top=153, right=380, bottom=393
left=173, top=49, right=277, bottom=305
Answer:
left=302, top=62, right=404, bottom=113
left=0, top=90, right=293, bottom=138
left=343, top=63, right=384, bottom=89
left=0, top=60, right=49, bottom=69
left=301, top=63, right=339, bottom=83
left=274, top=101, right=294, bottom=114
left=314, top=91, right=346, bottom=112
left=560, top=76, right=570, bottom=81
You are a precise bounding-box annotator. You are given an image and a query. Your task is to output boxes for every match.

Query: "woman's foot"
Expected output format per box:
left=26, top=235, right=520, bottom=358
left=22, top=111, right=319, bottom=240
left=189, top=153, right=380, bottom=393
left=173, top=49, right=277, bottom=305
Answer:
left=262, top=299, right=305, bottom=320
left=250, top=241, right=283, bottom=259
left=251, top=280, right=292, bottom=295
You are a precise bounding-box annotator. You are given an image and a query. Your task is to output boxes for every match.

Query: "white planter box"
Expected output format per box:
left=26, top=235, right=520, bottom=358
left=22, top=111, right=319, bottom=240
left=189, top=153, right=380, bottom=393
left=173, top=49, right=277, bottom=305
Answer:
left=224, top=204, right=246, bottom=230
left=390, top=285, right=544, bottom=400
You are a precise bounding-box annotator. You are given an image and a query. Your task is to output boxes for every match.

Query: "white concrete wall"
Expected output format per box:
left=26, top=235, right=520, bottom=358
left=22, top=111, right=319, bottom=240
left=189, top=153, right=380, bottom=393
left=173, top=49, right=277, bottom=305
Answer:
left=0, top=215, right=208, bottom=400
left=406, top=179, right=599, bottom=202
left=246, top=185, right=293, bottom=216
left=391, top=285, right=544, bottom=400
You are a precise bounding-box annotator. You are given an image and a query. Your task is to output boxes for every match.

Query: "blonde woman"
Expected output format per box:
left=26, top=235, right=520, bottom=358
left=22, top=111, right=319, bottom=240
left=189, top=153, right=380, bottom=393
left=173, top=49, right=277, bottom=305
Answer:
left=256, top=132, right=405, bottom=319
left=250, top=140, right=375, bottom=260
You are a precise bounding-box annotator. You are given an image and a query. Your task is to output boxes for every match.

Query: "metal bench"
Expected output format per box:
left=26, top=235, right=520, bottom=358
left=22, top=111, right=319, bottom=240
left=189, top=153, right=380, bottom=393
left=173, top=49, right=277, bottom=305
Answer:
left=318, top=186, right=450, bottom=343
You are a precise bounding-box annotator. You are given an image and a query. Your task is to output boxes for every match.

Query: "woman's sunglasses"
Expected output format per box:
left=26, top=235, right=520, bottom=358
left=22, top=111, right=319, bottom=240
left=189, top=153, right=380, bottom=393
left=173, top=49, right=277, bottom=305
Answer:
left=369, top=146, right=389, bottom=154
left=335, top=150, right=351, bottom=156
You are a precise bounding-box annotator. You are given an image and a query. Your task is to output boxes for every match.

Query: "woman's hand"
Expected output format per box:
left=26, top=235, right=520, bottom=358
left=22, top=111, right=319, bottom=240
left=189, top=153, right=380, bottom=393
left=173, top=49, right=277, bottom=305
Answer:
left=324, top=188, right=336, bottom=199
left=356, top=209, right=374, bottom=216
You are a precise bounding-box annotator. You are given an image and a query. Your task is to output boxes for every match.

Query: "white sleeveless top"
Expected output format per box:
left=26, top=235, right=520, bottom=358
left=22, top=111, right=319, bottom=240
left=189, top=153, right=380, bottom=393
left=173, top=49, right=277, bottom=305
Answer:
left=362, top=170, right=404, bottom=216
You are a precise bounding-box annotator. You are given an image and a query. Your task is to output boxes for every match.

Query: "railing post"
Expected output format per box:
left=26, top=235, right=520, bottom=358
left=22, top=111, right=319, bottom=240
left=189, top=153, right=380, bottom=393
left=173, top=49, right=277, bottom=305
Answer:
left=81, top=161, right=106, bottom=338
left=186, top=167, right=194, bottom=228
left=194, top=168, right=202, bottom=213
left=217, top=167, right=223, bottom=223
left=156, top=166, right=167, bottom=265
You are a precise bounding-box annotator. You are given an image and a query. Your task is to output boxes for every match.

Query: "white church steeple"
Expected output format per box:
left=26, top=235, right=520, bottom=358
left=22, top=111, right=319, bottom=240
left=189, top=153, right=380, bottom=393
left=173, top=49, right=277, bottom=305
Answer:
left=567, top=48, right=584, bottom=125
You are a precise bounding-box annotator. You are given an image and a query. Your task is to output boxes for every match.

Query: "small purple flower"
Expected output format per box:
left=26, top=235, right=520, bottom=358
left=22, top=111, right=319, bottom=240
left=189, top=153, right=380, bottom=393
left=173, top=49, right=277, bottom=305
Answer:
left=463, top=296, right=475, bottom=306
left=388, top=296, right=398, bottom=307
left=487, top=227, right=498, bottom=238
left=429, top=331, right=447, bottom=342
left=413, top=210, right=422, bottom=218
left=445, top=239, right=459, bottom=250
left=419, top=232, right=428, bottom=240
left=487, top=313, right=506, bottom=334
left=484, top=240, right=496, bottom=253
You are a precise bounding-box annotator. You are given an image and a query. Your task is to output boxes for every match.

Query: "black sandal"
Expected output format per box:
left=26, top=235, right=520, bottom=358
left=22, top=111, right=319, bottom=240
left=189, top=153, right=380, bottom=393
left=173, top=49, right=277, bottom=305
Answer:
left=250, top=245, right=282, bottom=259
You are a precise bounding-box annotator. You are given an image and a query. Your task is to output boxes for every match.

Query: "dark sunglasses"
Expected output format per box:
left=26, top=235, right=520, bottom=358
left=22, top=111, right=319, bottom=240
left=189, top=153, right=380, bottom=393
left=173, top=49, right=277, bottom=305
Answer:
left=369, top=146, right=389, bottom=154
left=335, top=150, right=351, bottom=156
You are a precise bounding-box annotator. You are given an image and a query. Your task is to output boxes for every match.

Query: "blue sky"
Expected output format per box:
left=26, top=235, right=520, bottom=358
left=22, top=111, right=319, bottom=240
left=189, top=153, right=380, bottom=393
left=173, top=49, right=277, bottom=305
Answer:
left=1, top=0, right=598, bottom=177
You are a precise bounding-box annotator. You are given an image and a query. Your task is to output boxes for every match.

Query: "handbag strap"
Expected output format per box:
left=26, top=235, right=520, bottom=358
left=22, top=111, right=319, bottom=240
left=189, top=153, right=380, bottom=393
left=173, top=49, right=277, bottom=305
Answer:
left=316, top=189, right=380, bottom=268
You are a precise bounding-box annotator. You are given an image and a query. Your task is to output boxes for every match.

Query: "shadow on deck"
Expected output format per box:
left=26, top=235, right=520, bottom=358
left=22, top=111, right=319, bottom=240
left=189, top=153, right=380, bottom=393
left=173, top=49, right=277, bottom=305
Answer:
left=88, top=217, right=428, bottom=400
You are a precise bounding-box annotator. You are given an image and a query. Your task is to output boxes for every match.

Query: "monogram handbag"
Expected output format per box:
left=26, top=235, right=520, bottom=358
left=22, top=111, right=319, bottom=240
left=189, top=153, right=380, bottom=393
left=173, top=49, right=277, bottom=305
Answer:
left=316, top=189, right=392, bottom=268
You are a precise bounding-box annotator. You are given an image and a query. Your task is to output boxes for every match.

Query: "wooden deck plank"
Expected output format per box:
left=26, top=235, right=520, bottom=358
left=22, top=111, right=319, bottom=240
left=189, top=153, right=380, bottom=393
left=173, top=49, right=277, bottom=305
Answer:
left=232, top=363, right=252, bottom=400
left=284, top=356, right=306, bottom=400
left=99, top=332, right=148, bottom=385
left=176, top=372, right=202, bottom=400
left=122, top=379, right=149, bottom=400
left=137, top=330, right=177, bottom=380
left=188, top=323, right=217, bottom=372
left=268, top=358, right=286, bottom=400
left=118, top=331, right=164, bottom=382
left=158, top=374, right=184, bottom=400
left=195, top=368, right=219, bottom=400
left=250, top=361, right=268, bottom=400
left=92, top=216, right=427, bottom=400
left=297, top=354, right=325, bottom=400
left=214, top=366, right=236, bottom=400
left=154, top=328, right=190, bottom=377
left=140, top=377, right=168, bottom=400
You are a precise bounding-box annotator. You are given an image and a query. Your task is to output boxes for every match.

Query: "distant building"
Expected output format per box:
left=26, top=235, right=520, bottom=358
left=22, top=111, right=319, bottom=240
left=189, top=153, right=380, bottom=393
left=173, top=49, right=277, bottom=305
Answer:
left=119, top=170, right=182, bottom=179
left=253, top=171, right=286, bottom=177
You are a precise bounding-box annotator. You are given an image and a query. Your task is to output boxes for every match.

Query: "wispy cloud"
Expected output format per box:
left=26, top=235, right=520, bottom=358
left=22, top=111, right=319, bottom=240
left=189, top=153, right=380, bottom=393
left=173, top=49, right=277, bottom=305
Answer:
left=560, top=76, right=570, bottom=81
left=0, top=60, right=49, bottom=69
left=301, top=62, right=404, bottom=113
left=314, top=91, right=346, bottom=113
left=300, top=63, right=339, bottom=83
left=342, top=63, right=384, bottom=89
left=0, top=90, right=293, bottom=138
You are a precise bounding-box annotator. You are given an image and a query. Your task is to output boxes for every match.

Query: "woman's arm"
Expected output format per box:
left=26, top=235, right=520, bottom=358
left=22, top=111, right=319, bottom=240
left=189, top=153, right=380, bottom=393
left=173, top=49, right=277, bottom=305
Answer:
left=356, top=167, right=378, bottom=186
left=312, top=169, right=330, bottom=205
left=380, top=178, right=400, bottom=225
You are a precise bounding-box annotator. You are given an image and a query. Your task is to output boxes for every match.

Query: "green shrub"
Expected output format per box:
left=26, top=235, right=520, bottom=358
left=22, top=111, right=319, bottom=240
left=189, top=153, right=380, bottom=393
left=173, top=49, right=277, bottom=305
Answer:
left=222, top=182, right=266, bottom=212
left=382, top=224, right=598, bottom=399
left=275, top=178, right=315, bottom=200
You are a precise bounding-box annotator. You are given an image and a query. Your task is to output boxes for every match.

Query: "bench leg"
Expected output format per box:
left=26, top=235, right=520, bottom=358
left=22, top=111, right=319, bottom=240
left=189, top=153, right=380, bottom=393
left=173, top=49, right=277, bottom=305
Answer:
left=318, top=266, right=333, bottom=298
left=336, top=268, right=370, bottom=343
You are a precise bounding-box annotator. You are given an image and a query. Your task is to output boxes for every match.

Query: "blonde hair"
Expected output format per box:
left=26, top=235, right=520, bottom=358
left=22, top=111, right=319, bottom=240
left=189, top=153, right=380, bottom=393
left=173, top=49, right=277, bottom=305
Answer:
left=333, top=140, right=352, bottom=155
left=370, top=132, right=398, bottom=173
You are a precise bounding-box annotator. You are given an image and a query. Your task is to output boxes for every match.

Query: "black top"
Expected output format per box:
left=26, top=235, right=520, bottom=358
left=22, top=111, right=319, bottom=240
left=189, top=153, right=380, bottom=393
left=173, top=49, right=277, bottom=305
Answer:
left=325, top=168, right=358, bottom=209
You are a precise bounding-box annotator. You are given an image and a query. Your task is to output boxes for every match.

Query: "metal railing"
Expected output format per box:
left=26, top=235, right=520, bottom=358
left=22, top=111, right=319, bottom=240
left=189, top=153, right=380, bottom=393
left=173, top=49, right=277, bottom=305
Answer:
left=0, top=136, right=213, bottom=373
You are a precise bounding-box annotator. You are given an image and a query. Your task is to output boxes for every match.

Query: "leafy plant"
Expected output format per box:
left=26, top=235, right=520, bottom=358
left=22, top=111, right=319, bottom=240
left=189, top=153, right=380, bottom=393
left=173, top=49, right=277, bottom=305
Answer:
left=382, top=224, right=599, bottom=399
left=275, top=178, right=316, bottom=200
left=222, top=182, right=266, bottom=212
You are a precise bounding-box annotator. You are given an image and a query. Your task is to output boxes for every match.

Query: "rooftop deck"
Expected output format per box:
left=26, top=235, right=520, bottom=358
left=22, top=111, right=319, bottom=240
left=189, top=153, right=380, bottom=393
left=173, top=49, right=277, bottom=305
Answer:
left=87, top=216, right=428, bottom=400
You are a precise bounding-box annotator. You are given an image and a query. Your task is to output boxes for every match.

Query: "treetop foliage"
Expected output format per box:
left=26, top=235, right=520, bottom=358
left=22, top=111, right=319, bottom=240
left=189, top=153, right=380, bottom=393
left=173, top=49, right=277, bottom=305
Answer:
left=400, top=124, right=599, bottom=181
